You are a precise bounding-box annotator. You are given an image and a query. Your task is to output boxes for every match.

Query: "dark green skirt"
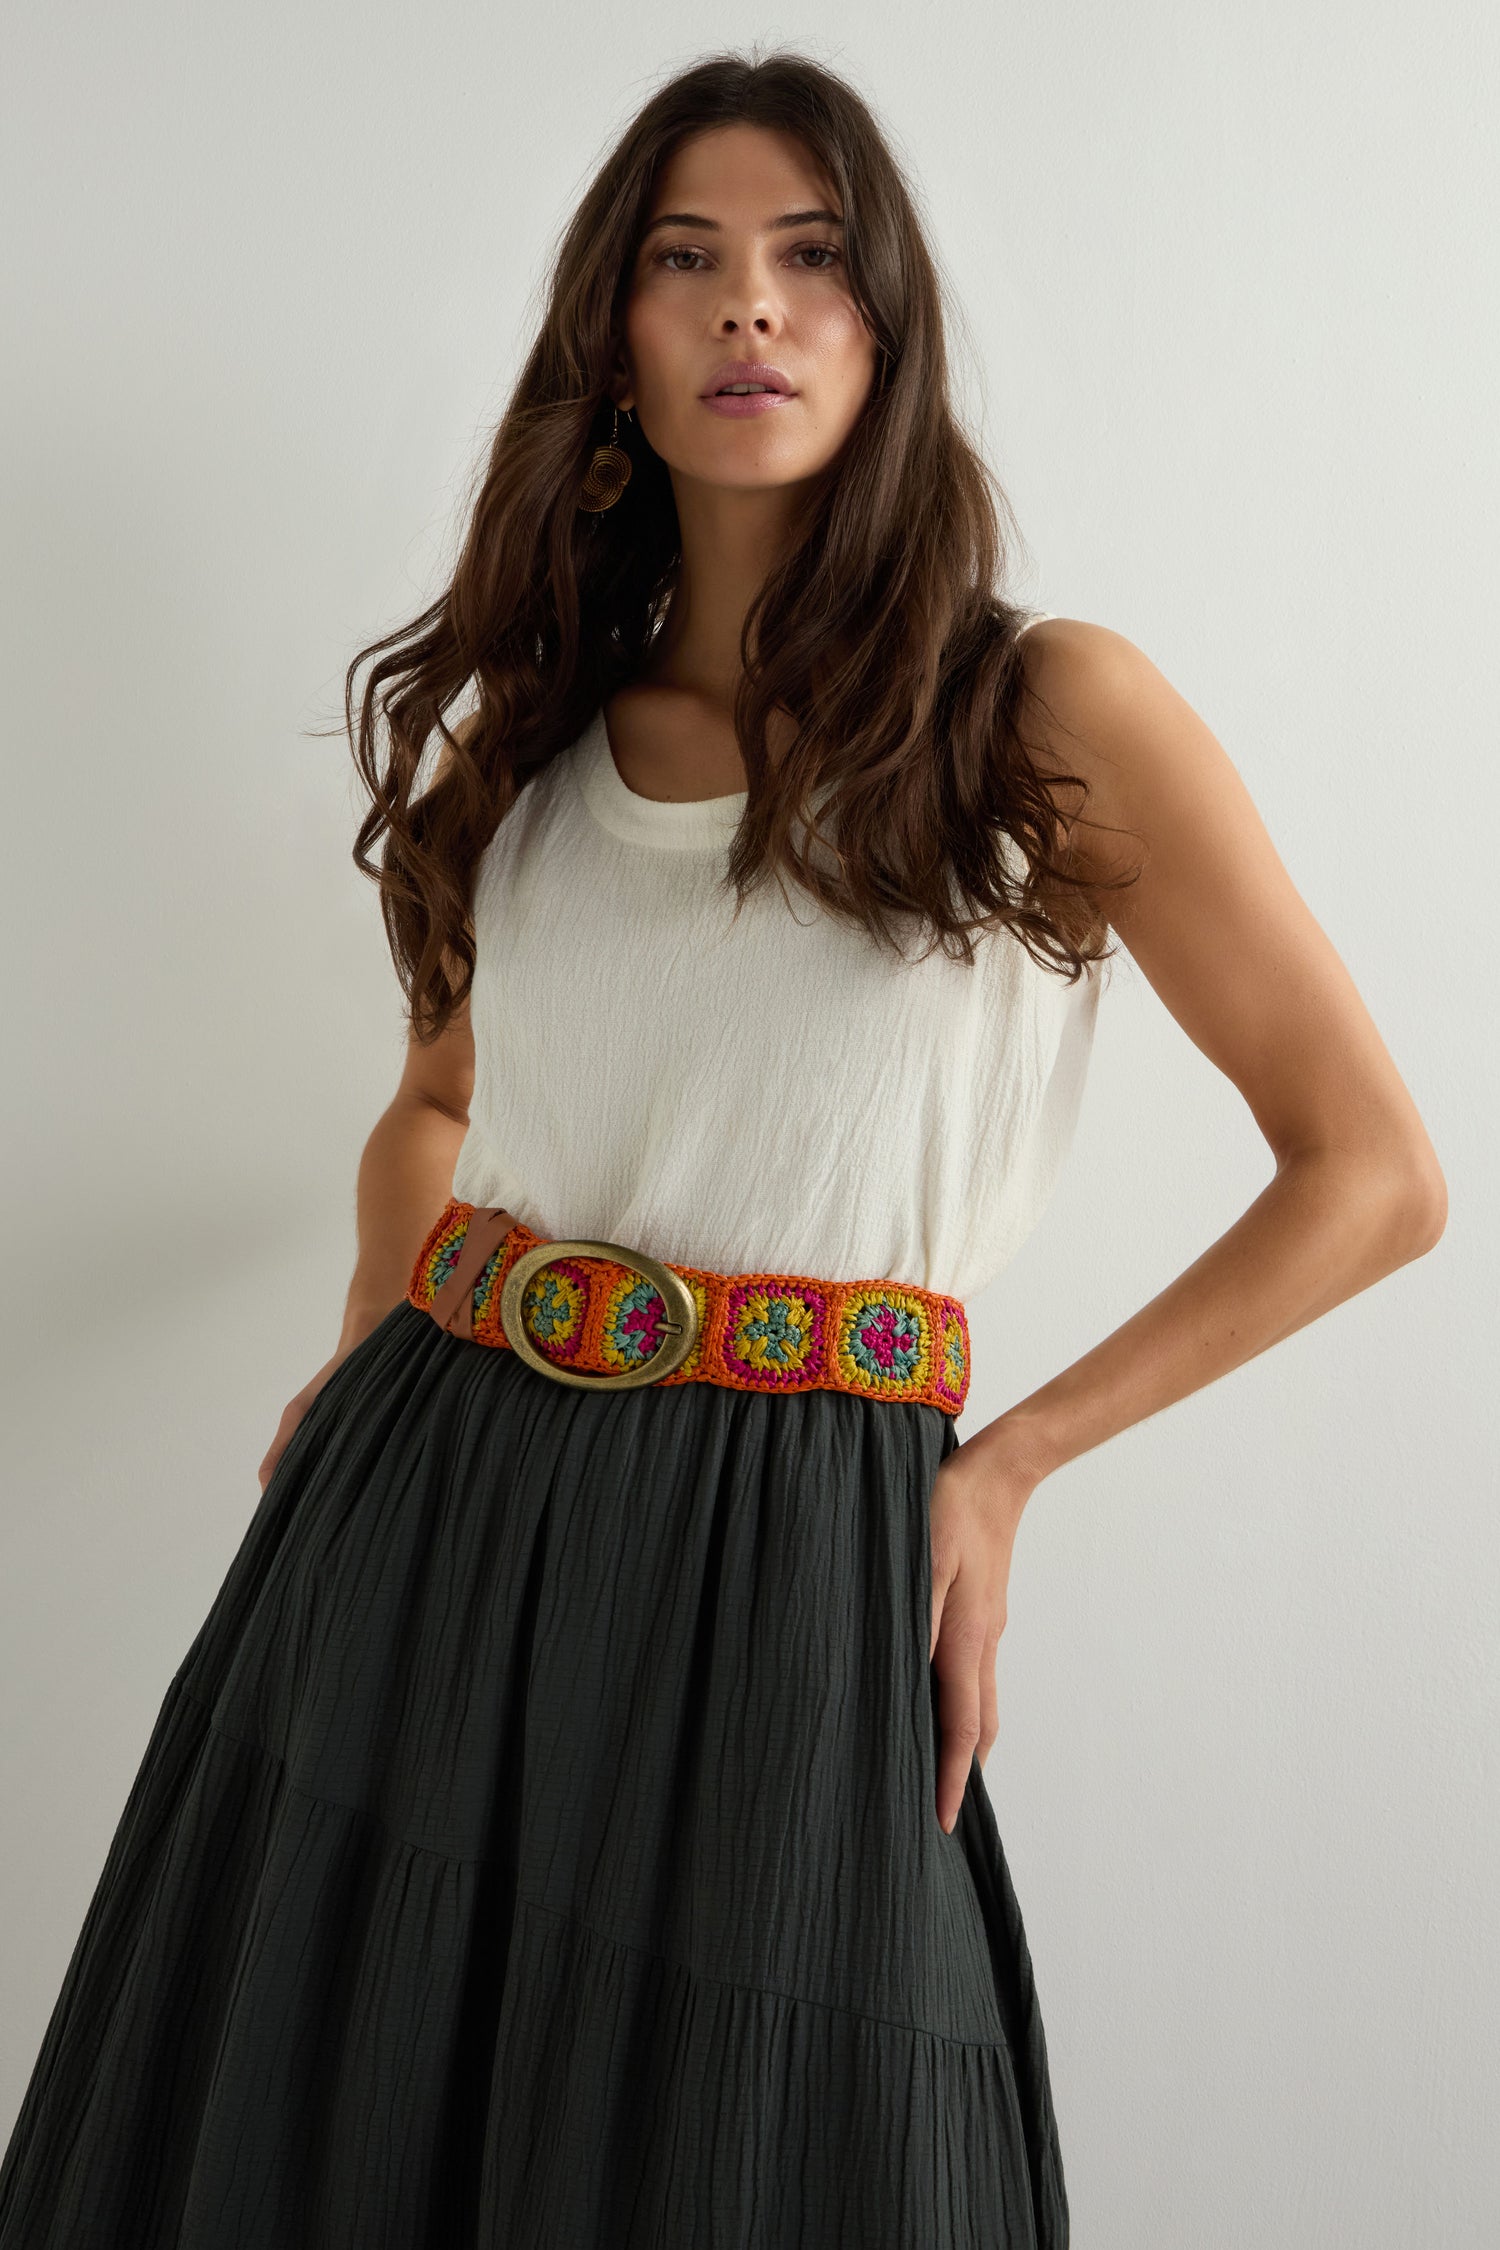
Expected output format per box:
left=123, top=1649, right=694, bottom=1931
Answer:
left=0, top=1296, right=1069, bottom=2247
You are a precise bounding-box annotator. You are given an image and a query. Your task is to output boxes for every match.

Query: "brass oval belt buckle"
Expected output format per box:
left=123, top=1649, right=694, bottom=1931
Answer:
left=498, top=1237, right=699, bottom=1390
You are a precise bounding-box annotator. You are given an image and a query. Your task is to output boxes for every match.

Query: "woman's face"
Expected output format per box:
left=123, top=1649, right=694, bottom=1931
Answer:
left=616, top=122, right=879, bottom=503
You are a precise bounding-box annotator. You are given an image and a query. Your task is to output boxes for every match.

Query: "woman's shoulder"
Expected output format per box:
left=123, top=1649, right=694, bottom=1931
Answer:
left=1015, top=613, right=1151, bottom=707
left=1013, top=615, right=1215, bottom=890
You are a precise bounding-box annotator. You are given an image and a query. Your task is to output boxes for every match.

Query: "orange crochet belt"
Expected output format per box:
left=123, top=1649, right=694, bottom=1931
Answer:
left=406, top=1197, right=971, bottom=1414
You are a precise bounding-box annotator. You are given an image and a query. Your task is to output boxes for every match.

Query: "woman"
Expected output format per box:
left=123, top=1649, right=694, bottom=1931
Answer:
left=0, top=48, right=1445, bottom=2250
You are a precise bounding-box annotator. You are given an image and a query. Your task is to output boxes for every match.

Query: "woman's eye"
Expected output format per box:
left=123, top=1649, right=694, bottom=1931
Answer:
left=654, top=242, right=843, bottom=273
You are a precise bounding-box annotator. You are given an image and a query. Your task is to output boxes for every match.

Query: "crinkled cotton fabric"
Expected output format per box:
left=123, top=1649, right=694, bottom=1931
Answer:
left=452, top=630, right=1102, bottom=1303
left=0, top=1299, right=1069, bottom=2248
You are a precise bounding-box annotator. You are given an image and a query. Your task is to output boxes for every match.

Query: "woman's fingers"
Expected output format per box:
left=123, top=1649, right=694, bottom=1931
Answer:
left=256, top=1345, right=351, bottom=1492
left=932, top=1604, right=1004, bottom=1829
left=928, top=1452, right=1019, bottom=1831
left=930, top=1512, right=987, bottom=1832
left=977, top=1640, right=999, bottom=1767
left=931, top=1608, right=986, bottom=1832
left=257, top=1402, right=303, bottom=1493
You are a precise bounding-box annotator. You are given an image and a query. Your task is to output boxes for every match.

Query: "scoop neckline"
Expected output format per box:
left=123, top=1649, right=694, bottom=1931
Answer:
left=572, top=706, right=748, bottom=852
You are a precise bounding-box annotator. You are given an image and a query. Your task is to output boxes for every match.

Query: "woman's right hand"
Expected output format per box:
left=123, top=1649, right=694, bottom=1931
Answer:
left=258, top=1342, right=361, bottom=1493
left=257, top=1199, right=527, bottom=1493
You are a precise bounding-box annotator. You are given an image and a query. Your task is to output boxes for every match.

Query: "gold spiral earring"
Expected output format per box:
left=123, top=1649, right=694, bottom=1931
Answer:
left=578, top=403, right=633, bottom=512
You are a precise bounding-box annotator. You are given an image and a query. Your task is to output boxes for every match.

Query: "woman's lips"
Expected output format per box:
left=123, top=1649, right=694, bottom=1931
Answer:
left=699, top=389, right=797, bottom=417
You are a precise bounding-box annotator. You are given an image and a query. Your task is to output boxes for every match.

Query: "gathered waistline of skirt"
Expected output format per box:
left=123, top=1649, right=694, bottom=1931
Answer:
left=405, top=1197, right=971, bottom=1414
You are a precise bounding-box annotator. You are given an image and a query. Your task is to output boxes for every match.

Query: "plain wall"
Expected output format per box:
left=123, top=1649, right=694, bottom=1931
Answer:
left=2, top=5, right=1494, bottom=2244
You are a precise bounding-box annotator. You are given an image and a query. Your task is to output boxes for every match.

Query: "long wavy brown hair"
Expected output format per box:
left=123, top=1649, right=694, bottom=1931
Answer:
left=340, top=46, right=1134, bottom=1043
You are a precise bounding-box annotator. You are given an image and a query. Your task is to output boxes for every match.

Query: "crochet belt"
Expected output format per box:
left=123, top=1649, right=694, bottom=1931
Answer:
left=406, top=1197, right=971, bottom=1414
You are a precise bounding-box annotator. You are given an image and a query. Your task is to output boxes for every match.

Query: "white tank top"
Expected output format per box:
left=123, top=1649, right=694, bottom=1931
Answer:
left=449, top=621, right=1104, bottom=1300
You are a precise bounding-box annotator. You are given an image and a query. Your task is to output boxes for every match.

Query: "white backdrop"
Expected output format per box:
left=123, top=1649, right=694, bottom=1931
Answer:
left=2, top=6, right=1494, bottom=2244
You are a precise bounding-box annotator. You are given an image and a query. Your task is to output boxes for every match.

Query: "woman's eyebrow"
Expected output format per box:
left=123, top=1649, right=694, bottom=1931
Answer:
left=640, top=207, right=845, bottom=238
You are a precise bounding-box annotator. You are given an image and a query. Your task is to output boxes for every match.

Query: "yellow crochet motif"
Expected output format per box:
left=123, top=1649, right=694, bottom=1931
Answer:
left=406, top=1198, right=970, bottom=1415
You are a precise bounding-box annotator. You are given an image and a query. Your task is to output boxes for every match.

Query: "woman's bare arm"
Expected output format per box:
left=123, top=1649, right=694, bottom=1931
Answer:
left=971, top=616, right=1447, bottom=1489
left=336, top=998, right=479, bottom=1352
left=336, top=711, right=492, bottom=1351
left=925, top=617, right=1447, bottom=1825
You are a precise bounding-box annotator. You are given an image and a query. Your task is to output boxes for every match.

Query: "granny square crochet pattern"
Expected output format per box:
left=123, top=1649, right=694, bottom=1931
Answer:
left=408, top=1199, right=971, bottom=1415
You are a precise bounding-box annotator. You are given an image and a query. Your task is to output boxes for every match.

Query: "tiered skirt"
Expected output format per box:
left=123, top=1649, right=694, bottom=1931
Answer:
left=0, top=1295, right=1068, bottom=2247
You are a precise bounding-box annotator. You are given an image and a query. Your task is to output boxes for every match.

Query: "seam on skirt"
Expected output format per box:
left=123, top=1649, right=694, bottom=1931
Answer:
left=168, top=1675, right=501, bottom=1869
left=513, top=1891, right=1013, bottom=2055
left=161, top=1676, right=1010, bottom=2057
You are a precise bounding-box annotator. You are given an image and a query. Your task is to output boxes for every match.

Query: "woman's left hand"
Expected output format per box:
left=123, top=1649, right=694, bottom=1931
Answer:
left=927, top=1436, right=1039, bottom=1833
